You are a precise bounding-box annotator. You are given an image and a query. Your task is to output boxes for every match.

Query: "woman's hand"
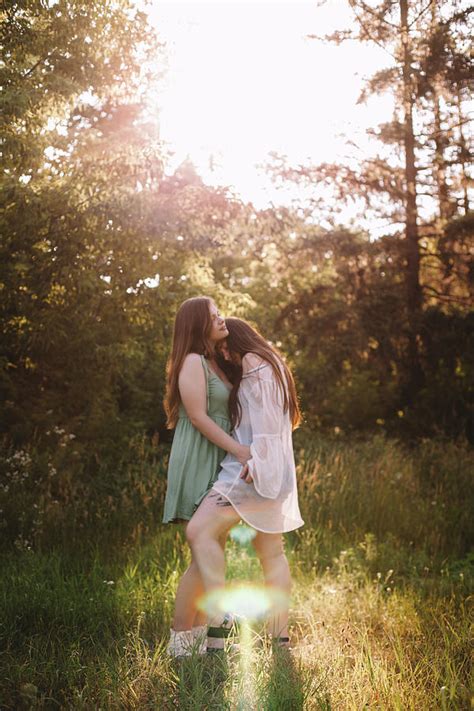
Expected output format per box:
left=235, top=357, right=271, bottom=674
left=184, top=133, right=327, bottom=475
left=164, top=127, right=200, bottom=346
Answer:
left=239, top=463, right=253, bottom=484
left=234, top=443, right=251, bottom=465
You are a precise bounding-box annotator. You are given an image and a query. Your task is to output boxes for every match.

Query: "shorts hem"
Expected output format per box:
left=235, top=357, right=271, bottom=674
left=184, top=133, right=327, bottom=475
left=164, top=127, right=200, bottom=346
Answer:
left=210, top=487, right=304, bottom=534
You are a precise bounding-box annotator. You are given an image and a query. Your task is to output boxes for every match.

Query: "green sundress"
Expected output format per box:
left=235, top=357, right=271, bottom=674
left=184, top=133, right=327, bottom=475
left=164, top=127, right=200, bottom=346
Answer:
left=162, top=355, right=232, bottom=523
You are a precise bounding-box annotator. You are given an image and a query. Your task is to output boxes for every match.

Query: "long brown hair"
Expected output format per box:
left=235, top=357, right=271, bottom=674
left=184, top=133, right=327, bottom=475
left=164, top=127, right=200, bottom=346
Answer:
left=164, top=296, right=216, bottom=429
left=224, top=318, right=301, bottom=431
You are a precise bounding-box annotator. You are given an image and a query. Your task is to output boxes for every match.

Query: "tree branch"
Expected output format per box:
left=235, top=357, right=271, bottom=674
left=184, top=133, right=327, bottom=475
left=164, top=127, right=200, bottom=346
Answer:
left=22, top=51, right=55, bottom=80
left=348, top=2, right=398, bottom=60
left=408, top=0, right=434, bottom=29
left=423, top=284, right=471, bottom=304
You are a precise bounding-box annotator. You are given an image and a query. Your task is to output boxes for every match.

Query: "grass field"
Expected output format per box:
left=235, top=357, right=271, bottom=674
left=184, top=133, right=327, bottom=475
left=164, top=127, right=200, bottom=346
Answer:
left=1, top=434, right=473, bottom=709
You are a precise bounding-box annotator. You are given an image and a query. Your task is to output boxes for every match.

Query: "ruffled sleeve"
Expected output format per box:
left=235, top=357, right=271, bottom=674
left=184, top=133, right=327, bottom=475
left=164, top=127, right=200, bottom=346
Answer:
left=243, top=356, right=289, bottom=499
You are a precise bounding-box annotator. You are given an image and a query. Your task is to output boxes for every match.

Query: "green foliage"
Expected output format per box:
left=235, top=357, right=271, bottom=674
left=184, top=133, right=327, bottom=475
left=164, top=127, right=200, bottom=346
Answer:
left=0, top=435, right=169, bottom=553
left=0, top=0, right=472, bottom=574
left=0, top=0, right=251, bottom=457
left=0, top=436, right=472, bottom=709
left=292, top=433, right=474, bottom=565
left=1, top=0, right=472, bottom=468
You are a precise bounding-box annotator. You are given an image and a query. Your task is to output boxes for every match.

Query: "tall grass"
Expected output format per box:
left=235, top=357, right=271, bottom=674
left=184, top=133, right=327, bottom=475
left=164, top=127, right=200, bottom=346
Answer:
left=293, top=432, right=473, bottom=563
left=0, top=434, right=472, bottom=709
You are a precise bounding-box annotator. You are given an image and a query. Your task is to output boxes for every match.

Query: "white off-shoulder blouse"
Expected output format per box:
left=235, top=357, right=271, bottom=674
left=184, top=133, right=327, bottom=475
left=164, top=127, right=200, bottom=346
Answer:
left=212, top=354, right=304, bottom=533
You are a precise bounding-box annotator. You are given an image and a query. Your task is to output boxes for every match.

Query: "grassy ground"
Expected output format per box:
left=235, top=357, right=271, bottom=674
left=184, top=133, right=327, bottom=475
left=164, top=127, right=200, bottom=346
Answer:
left=1, top=435, right=472, bottom=709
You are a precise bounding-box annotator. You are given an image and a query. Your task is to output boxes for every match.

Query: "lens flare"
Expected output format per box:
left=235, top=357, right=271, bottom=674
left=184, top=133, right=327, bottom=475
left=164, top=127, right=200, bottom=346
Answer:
left=198, top=583, right=288, bottom=621
left=199, top=581, right=290, bottom=708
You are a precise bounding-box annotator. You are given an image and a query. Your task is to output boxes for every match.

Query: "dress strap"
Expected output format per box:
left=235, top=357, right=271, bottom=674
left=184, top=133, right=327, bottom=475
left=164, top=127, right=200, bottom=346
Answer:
left=200, top=355, right=210, bottom=412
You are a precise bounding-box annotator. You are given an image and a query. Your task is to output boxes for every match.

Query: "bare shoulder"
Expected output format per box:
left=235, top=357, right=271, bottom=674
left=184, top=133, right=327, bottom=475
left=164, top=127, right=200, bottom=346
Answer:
left=180, top=353, right=204, bottom=376
left=242, top=352, right=265, bottom=373
left=178, top=354, right=206, bottom=402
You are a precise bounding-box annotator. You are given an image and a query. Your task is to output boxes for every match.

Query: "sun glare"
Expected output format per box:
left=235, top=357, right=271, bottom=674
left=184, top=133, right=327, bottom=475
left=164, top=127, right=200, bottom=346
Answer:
left=146, top=1, right=393, bottom=208
left=198, top=582, right=289, bottom=620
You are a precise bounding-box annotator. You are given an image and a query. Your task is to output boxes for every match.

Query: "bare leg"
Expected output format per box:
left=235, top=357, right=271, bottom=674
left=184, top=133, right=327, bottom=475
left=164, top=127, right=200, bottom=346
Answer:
left=172, top=559, right=205, bottom=631
left=252, top=532, right=291, bottom=639
left=172, top=527, right=229, bottom=630
left=186, top=493, right=240, bottom=624
left=186, top=495, right=292, bottom=640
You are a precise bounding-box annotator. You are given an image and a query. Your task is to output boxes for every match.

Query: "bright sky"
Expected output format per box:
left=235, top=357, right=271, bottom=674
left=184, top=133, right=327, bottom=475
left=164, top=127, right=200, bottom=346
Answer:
left=146, top=0, right=393, bottom=214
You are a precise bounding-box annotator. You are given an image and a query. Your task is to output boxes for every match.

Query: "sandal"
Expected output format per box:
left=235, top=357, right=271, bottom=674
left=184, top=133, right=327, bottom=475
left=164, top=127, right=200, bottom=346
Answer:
left=207, top=613, right=241, bottom=651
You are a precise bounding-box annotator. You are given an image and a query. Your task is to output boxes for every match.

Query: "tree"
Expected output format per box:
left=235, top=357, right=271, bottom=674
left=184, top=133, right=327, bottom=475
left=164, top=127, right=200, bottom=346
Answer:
left=266, top=0, right=472, bottom=407
left=1, top=3, right=237, bottom=452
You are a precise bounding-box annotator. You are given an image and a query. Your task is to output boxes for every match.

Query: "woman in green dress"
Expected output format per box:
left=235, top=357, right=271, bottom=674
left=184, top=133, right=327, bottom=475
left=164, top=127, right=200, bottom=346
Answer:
left=163, top=296, right=250, bottom=657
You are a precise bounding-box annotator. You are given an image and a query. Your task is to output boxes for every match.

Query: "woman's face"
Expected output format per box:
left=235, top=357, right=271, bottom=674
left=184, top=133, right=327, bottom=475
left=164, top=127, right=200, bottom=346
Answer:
left=209, top=302, right=228, bottom=343
left=219, top=340, right=231, bottom=361
left=218, top=339, right=241, bottom=365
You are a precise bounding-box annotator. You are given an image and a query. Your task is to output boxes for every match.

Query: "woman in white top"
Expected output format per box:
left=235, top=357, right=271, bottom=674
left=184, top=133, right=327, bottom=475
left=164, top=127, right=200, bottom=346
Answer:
left=186, top=318, right=304, bottom=646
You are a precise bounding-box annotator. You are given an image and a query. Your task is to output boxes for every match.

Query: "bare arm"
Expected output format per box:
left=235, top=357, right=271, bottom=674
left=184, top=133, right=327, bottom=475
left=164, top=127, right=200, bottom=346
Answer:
left=179, top=354, right=250, bottom=465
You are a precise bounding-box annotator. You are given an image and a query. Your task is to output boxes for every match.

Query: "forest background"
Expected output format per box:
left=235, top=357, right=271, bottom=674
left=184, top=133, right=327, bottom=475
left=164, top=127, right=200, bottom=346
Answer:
left=0, top=1, right=473, bottom=708
left=2, top=0, right=472, bottom=475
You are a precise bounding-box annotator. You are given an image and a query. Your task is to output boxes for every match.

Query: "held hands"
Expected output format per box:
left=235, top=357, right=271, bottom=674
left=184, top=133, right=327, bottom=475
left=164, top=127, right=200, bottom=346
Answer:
left=235, top=444, right=253, bottom=484
left=239, top=463, right=253, bottom=485
left=235, top=444, right=251, bottom=466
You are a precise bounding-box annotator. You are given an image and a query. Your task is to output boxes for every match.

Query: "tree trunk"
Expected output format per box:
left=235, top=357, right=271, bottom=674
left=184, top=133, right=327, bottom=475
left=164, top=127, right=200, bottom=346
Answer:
left=456, top=88, right=470, bottom=214
left=433, top=95, right=453, bottom=222
left=431, top=1, right=455, bottom=224
left=400, top=0, right=424, bottom=397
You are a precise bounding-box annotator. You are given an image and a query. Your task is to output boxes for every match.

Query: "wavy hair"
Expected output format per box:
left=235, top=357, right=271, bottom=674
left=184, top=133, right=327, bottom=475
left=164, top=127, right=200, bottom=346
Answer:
left=164, top=296, right=216, bottom=429
left=224, top=317, right=301, bottom=430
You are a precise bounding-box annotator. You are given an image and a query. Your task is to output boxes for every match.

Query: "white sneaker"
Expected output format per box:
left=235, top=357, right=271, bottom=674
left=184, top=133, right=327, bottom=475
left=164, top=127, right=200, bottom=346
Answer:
left=166, top=628, right=202, bottom=658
